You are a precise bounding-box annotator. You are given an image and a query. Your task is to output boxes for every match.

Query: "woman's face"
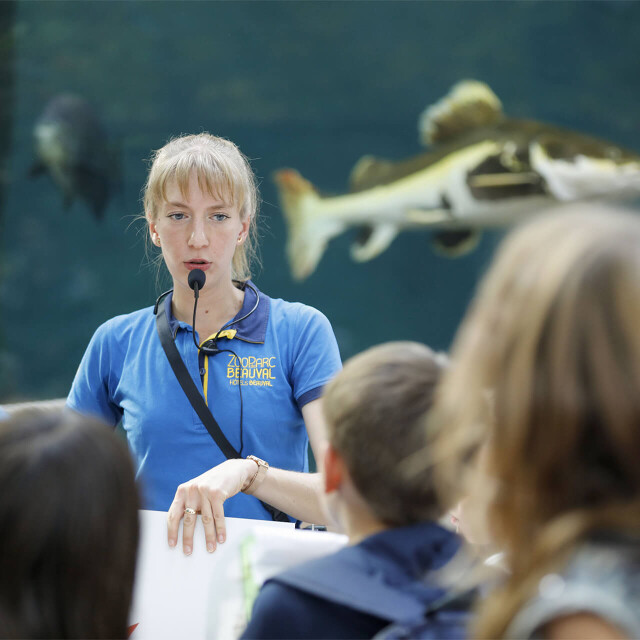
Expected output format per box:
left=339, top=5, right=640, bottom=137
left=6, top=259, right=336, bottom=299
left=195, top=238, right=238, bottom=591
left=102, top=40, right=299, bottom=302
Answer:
left=148, top=173, right=249, bottom=292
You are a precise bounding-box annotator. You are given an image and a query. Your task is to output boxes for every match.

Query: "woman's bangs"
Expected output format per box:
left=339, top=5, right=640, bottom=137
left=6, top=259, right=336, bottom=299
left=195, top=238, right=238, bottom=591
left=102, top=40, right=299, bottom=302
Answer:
left=157, top=154, right=244, bottom=213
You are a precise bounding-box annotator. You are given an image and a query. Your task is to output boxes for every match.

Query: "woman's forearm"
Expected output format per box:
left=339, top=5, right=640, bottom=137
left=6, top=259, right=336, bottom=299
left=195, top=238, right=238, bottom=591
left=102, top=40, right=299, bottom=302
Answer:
left=251, top=468, right=327, bottom=525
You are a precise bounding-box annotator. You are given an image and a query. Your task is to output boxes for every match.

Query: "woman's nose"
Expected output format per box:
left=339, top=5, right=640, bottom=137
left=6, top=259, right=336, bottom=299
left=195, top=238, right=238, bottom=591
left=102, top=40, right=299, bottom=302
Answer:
left=188, top=222, right=209, bottom=248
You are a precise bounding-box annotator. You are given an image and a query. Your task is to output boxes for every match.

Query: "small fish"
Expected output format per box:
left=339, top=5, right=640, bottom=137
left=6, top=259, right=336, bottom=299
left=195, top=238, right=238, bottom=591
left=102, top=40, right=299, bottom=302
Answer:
left=29, top=94, right=118, bottom=219
left=274, top=80, right=640, bottom=280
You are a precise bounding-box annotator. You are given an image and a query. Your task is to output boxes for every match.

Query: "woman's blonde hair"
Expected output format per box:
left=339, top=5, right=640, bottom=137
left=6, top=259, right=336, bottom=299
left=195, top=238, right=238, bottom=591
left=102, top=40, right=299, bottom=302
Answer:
left=429, top=204, right=640, bottom=638
left=143, top=133, right=259, bottom=281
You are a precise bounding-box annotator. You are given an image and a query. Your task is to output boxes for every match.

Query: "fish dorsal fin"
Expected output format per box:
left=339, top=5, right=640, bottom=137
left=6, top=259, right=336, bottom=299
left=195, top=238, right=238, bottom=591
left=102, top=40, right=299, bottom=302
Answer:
left=349, top=155, right=395, bottom=192
left=418, top=80, right=504, bottom=146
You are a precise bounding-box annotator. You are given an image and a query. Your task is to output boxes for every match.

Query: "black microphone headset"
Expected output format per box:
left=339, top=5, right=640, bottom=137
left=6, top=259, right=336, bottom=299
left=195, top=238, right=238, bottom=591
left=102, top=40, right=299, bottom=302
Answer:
left=187, top=268, right=260, bottom=355
left=155, top=269, right=262, bottom=455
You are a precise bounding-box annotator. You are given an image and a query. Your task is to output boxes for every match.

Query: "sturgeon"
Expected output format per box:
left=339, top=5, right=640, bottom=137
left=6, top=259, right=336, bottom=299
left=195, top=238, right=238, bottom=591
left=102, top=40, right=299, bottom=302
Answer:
left=274, top=80, right=640, bottom=280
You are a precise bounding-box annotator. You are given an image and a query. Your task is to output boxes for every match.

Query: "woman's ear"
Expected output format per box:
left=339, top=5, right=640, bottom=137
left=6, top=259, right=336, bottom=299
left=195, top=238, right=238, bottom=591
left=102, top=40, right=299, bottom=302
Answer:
left=239, top=216, right=251, bottom=243
left=323, top=443, right=344, bottom=493
left=148, top=218, right=161, bottom=247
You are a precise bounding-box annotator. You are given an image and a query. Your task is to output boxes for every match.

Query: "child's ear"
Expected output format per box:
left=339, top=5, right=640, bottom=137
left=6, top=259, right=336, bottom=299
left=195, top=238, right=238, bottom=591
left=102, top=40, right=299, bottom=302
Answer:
left=323, top=443, right=344, bottom=493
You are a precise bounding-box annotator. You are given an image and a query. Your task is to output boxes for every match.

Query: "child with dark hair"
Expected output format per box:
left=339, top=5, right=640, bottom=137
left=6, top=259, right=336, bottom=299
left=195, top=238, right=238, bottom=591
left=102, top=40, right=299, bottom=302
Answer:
left=0, top=409, right=139, bottom=639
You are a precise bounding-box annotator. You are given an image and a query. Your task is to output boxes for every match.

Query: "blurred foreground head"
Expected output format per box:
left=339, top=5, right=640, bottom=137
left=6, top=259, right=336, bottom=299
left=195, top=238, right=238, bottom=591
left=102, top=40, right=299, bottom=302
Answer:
left=0, top=409, right=139, bottom=639
left=434, top=204, right=640, bottom=546
left=430, top=204, right=640, bottom=633
left=323, top=341, right=447, bottom=527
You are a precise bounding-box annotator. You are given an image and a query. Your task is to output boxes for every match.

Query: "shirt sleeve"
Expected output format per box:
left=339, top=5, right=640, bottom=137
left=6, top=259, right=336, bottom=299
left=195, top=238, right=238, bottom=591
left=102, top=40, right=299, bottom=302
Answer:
left=507, top=582, right=640, bottom=639
left=290, top=306, right=342, bottom=408
left=66, top=321, right=123, bottom=426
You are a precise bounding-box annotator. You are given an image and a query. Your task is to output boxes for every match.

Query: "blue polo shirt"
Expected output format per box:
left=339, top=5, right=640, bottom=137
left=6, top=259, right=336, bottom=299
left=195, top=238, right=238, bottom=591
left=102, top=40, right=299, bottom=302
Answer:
left=67, top=282, right=341, bottom=518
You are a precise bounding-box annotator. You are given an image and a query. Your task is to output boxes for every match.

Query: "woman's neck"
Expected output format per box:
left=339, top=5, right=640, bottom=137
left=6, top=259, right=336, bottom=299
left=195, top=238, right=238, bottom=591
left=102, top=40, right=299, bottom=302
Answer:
left=171, top=278, right=245, bottom=340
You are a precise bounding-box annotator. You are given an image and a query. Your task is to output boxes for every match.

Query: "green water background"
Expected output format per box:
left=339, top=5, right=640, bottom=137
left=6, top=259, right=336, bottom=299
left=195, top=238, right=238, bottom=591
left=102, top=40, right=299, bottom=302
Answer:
left=1, top=0, right=639, bottom=401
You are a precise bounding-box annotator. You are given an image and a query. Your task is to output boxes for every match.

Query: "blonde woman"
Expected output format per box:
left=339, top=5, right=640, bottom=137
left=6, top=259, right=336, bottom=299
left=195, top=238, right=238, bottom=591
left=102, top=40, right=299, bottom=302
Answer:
left=67, top=134, right=341, bottom=554
left=430, top=205, right=640, bottom=639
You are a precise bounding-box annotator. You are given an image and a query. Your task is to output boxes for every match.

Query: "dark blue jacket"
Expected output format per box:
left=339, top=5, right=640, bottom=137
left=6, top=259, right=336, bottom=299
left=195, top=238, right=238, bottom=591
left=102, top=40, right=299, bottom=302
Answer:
left=241, top=521, right=471, bottom=639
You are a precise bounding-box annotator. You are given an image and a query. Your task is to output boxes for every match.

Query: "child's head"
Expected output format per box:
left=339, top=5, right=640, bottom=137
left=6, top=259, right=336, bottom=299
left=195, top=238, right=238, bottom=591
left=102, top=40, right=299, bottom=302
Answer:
left=323, top=341, right=447, bottom=527
left=433, top=204, right=640, bottom=556
left=0, top=408, right=139, bottom=639
left=143, top=132, right=259, bottom=280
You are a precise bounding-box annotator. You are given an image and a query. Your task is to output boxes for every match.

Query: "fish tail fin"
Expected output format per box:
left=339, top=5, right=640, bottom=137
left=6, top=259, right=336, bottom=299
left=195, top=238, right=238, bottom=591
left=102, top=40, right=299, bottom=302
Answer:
left=273, top=169, right=342, bottom=280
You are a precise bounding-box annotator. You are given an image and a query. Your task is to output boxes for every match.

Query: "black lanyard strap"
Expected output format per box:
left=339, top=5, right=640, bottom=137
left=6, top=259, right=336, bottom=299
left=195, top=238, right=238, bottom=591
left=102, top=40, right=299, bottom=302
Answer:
left=156, top=297, right=240, bottom=459
left=154, top=294, right=289, bottom=523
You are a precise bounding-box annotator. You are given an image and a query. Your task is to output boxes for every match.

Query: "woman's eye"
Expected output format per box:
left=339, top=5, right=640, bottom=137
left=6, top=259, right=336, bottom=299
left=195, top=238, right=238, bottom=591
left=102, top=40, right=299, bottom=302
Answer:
left=169, top=212, right=186, bottom=221
left=213, top=213, right=229, bottom=222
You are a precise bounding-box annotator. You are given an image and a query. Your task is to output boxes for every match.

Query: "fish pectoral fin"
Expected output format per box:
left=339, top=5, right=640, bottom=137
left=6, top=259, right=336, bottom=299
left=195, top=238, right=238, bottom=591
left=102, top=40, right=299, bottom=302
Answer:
left=350, top=224, right=398, bottom=262
left=432, top=228, right=481, bottom=257
left=404, top=208, right=453, bottom=226
left=418, top=80, right=504, bottom=146
left=349, top=155, right=395, bottom=192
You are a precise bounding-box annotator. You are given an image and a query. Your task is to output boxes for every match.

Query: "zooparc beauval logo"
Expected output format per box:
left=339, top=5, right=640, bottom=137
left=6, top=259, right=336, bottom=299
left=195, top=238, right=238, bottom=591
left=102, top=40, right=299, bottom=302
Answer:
left=227, top=354, right=276, bottom=387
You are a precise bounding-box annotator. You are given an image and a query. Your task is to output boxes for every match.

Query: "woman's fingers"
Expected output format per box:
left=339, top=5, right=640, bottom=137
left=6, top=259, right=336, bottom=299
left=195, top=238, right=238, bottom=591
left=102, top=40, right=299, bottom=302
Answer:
left=166, top=483, right=201, bottom=554
left=211, top=494, right=227, bottom=545
left=198, top=492, right=218, bottom=553
left=166, top=485, right=187, bottom=548
left=181, top=485, right=200, bottom=555
left=197, top=483, right=228, bottom=549
left=166, top=460, right=248, bottom=552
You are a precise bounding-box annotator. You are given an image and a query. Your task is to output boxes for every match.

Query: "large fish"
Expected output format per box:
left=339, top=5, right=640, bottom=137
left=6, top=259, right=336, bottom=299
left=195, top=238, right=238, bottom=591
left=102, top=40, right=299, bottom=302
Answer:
left=274, top=80, right=640, bottom=280
left=29, top=94, right=118, bottom=219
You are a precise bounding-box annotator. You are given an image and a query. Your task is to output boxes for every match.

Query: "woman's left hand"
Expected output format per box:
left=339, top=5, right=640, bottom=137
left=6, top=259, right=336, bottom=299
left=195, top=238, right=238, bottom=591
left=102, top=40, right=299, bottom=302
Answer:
left=166, top=458, right=256, bottom=555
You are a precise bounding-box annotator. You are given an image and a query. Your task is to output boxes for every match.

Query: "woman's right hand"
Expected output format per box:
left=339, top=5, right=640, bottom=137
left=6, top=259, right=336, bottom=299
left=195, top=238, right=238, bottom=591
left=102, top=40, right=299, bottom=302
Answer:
left=166, top=458, right=257, bottom=554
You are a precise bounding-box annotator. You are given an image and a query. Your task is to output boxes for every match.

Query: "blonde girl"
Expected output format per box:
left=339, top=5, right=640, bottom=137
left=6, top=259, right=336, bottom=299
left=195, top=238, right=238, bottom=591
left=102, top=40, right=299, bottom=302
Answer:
left=431, top=205, right=640, bottom=639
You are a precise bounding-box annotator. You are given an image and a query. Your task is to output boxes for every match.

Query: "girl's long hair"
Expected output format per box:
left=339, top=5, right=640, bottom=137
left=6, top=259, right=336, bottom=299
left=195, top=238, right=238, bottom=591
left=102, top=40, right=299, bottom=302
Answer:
left=429, top=205, right=640, bottom=638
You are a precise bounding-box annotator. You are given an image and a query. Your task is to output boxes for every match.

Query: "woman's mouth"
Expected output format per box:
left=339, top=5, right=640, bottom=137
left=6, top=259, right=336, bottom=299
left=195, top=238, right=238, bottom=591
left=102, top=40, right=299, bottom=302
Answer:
left=184, top=260, right=211, bottom=271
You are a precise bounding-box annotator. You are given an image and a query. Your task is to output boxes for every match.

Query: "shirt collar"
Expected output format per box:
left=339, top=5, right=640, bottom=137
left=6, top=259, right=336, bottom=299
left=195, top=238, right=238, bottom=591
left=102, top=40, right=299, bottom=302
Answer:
left=359, top=521, right=461, bottom=575
left=163, top=280, right=269, bottom=344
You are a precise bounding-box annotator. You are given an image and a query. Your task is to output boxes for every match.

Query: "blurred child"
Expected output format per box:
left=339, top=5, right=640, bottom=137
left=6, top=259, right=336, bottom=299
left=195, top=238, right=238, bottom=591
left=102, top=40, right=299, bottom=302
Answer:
left=0, top=409, right=139, bottom=639
left=431, top=204, right=640, bottom=639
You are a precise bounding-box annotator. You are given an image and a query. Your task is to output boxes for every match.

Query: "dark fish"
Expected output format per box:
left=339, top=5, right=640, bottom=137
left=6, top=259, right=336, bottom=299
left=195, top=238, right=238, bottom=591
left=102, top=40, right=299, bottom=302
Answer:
left=30, top=94, right=117, bottom=219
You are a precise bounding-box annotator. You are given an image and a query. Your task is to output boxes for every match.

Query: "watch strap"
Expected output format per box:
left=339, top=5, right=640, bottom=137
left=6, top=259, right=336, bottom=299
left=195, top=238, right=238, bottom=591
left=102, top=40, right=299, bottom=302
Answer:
left=244, top=455, right=269, bottom=495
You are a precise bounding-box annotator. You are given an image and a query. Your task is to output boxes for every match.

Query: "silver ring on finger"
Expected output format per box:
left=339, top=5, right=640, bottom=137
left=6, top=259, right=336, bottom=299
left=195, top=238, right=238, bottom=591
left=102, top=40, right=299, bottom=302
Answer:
left=184, top=507, right=196, bottom=515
